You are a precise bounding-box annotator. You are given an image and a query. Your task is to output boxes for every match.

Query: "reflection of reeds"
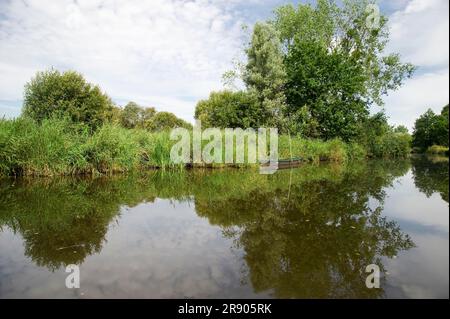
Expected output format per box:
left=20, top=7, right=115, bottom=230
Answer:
left=426, top=145, right=450, bottom=157
left=0, top=158, right=413, bottom=274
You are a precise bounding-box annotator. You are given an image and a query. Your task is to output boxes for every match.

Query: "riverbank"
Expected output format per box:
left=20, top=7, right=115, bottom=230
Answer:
left=0, top=117, right=411, bottom=177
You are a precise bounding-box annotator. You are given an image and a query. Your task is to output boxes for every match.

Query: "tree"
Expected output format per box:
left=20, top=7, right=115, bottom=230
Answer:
left=22, top=69, right=113, bottom=129
left=194, top=90, right=263, bottom=128
left=217, top=0, right=414, bottom=140
left=413, top=106, right=449, bottom=150
left=394, top=125, right=409, bottom=134
left=243, top=22, right=287, bottom=129
left=146, top=111, right=192, bottom=132
left=272, top=0, right=415, bottom=107
left=285, top=40, right=368, bottom=140
left=119, top=102, right=156, bottom=129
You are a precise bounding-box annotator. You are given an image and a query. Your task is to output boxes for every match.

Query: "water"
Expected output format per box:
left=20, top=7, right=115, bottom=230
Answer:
left=0, top=156, right=448, bottom=298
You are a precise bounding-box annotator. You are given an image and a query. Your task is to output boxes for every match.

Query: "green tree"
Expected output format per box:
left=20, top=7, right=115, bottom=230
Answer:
left=243, top=22, right=287, bottom=129
left=146, top=111, right=192, bottom=132
left=273, top=0, right=415, bottom=107
left=285, top=40, right=368, bottom=140
left=119, top=102, right=156, bottom=129
left=219, top=0, right=414, bottom=139
left=394, top=125, right=409, bottom=134
left=436, top=105, right=449, bottom=147
left=412, top=107, right=449, bottom=151
left=194, top=90, right=263, bottom=128
left=120, top=102, right=142, bottom=128
left=22, top=69, right=113, bottom=129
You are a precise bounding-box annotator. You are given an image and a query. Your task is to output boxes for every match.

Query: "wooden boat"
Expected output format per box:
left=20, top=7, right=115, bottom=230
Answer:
left=260, top=157, right=304, bottom=169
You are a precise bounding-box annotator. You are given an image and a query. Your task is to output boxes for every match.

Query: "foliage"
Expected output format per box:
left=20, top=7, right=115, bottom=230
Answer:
left=356, top=112, right=411, bottom=158
left=412, top=105, right=449, bottom=151
left=22, top=69, right=114, bottom=129
left=243, top=22, right=287, bottom=129
left=426, top=145, right=449, bottom=155
left=1, top=117, right=374, bottom=177
left=120, top=101, right=156, bottom=129
left=219, top=0, right=414, bottom=141
left=145, top=111, right=192, bottom=132
left=272, top=0, right=415, bottom=106
left=284, top=39, right=368, bottom=140
left=195, top=90, right=264, bottom=128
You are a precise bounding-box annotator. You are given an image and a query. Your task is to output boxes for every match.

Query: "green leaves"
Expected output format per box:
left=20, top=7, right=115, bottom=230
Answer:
left=412, top=105, right=449, bottom=150
left=23, top=69, right=113, bottom=129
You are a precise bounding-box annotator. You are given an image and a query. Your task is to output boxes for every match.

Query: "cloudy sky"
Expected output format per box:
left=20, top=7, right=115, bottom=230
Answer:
left=0, top=0, right=448, bottom=129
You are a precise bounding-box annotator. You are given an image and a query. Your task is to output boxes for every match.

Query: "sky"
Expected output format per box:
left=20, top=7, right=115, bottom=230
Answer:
left=0, top=0, right=448, bottom=130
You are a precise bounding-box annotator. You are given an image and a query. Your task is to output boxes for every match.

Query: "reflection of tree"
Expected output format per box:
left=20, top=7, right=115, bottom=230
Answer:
left=195, top=160, right=415, bottom=298
left=411, top=155, right=449, bottom=203
left=0, top=160, right=415, bottom=298
left=0, top=176, right=158, bottom=270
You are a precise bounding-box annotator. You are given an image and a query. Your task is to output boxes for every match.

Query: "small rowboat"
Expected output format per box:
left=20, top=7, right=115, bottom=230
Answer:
left=260, top=157, right=304, bottom=169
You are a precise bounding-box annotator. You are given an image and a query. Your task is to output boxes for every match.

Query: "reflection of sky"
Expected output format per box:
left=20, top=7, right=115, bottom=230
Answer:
left=0, top=165, right=448, bottom=298
left=384, top=171, right=449, bottom=232
left=381, top=170, right=449, bottom=299
left=0, top=199, right=266, bottom=298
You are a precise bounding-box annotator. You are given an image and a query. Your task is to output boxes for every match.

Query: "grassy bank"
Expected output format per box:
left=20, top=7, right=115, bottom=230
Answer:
left=0, top=117, right=410, bottom=177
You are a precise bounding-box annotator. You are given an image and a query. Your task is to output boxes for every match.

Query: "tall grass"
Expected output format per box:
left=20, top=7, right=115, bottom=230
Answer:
left=0, top=117, right=406, bottom=177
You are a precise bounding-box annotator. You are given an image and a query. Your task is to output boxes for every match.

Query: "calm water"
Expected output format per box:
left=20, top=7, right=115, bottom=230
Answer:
left=0, top=156, right=448, bottom=299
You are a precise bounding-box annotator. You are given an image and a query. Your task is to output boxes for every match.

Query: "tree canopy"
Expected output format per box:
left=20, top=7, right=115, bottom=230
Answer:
left=412, top=105, right=449, bottom=151
left=22, top=69, right=113, bottom=129
left=197, top=0, right=415, bottom=142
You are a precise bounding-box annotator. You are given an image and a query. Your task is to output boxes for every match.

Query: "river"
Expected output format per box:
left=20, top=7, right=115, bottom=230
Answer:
left=0, top=156, right=448, bottom=298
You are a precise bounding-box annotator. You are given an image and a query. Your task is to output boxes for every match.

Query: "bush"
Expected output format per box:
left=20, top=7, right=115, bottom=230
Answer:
left=366, top=132, right=411, bottom=158
left=426, top=145, right=449, bottom=155
left=194, top=90, right=266, bottom=129
left=22, top=69, right=113, bottom=129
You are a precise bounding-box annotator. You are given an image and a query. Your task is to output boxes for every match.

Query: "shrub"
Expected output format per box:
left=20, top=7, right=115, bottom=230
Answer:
left=426, top=145, right=449, bottom=155
left=22, top=69, right=113, bottom=129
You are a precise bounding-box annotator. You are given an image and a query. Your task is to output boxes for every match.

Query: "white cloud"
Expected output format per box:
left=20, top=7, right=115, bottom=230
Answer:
left=383, top=69, right=449, bottom=130
left=0, top=0, right=448, bottom=126
left=0, top=0, right=247, bottom=122
left=387, top=0, right=448, bottom=68
left=383, top=0, right=449, bottom=129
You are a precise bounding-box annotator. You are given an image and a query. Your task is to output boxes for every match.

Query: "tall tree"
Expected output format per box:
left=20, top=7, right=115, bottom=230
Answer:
left=273, top=0, right=415, bottom=107
left=243, top=22, right=287, bottom=129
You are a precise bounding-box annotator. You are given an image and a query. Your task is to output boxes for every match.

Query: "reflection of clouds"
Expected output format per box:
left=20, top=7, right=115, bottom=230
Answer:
left=381, top=169, right=449, bottom=299
left=76, top=199, right=257, bottom=298
left=384, top=172, right=449, bottom=231
left=2, top=199, right=257, bottom=298
left=384, top=234, right=449, bottom=298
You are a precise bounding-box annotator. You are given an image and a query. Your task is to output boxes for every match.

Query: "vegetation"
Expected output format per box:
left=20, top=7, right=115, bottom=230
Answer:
left=23, top=69, right=114, bottom=129
left=2, top=1, right=439, bottom=177
left=198, top=0, right=415, bottom=143
left=1, top=116, right=370, bottom=177
left=426, top=145, right=449, bottom=155
left=412, top=105, right=449, bottom=152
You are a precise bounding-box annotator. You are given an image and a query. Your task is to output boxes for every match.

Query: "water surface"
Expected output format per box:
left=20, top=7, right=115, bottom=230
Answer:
left=0, top=156, right=448, bottom=298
